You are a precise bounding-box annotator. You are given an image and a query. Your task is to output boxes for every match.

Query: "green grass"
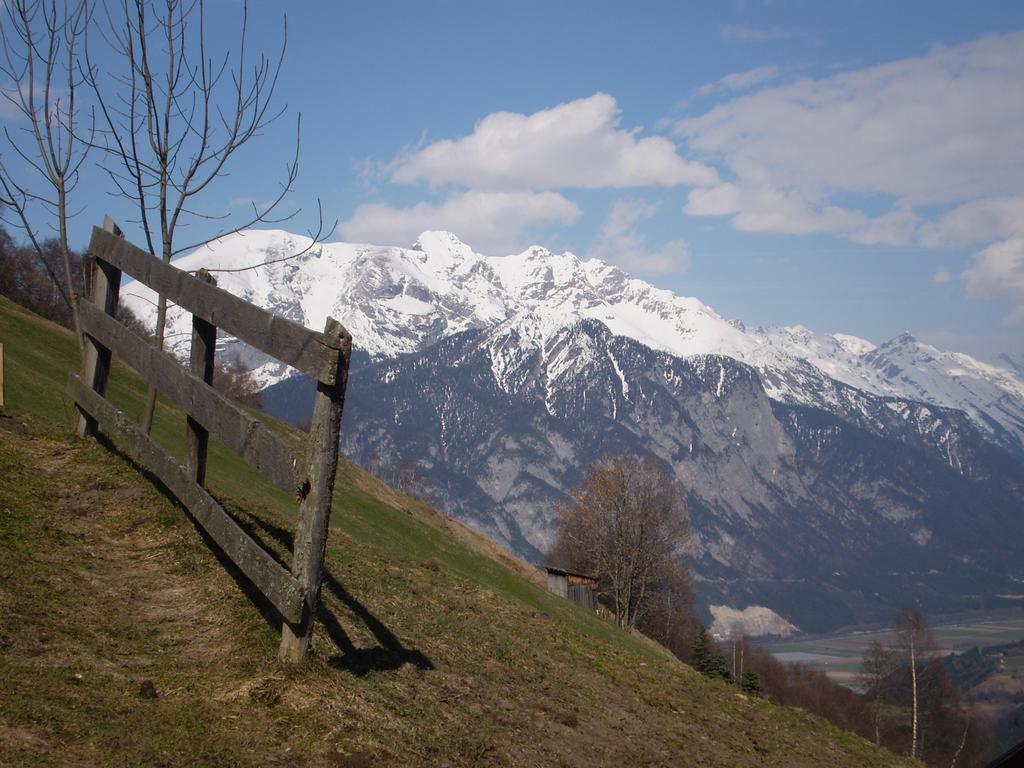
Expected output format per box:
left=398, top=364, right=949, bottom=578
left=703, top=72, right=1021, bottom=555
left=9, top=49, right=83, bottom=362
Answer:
left=0, top=295, right=914, bottom=767
left=0, top=295, right=656, bottom=658
left=933, top=628, right=1024, bottom=641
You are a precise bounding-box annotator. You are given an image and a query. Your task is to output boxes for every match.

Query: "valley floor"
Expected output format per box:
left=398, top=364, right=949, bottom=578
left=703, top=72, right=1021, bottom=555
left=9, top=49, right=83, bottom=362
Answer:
left=764, top=618, right=1024, bottom=687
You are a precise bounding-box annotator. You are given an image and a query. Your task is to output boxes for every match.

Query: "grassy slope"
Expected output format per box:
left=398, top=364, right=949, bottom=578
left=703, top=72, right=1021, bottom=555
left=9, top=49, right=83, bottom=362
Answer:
left=0, top=296, right=914, bottom=767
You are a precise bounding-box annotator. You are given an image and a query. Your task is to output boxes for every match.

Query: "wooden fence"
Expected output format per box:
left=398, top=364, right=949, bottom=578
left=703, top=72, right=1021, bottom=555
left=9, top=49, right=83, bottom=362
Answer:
left=68, top=218, right=352, bottom=663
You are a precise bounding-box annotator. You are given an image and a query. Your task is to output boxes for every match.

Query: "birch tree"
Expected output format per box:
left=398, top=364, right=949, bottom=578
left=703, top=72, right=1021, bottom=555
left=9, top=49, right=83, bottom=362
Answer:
left=895, top=607, right=932, bottom=760
left=857, top=639, right=895, bottom=746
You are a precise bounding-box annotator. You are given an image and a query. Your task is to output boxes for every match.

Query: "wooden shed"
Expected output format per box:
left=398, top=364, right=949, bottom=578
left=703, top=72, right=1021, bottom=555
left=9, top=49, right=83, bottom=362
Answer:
left=545, top=566, right=599, bottom=611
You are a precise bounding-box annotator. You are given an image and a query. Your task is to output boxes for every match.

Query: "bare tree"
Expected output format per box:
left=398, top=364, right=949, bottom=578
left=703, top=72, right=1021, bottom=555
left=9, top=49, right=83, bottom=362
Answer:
left=947, top=699, right=972, bottom=768
left=362, top=449, right=382, bottom=479
left=552, top=455, right=690, bottom=630
left=634, top=556, right=697, bottom=658
left=0, top=0, right=92, bottom=352
left=858, top=639, right=895, bottom=746
left=728, top=621, right=746, bottom=681
left=395, top=459, right=430, bottom=502
left=916, top=657, right=983, bottom=768
left=0, top=227, right=89, bottom=326
left=84, top=0, right=324, bottom=434
left=213, top=357, right=262, bottom=408
left=894, top=607, right=932, bottom=760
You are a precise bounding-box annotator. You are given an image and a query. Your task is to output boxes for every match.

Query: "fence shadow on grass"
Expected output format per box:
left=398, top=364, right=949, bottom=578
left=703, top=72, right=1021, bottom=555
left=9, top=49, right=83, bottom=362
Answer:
left=97, top=434, right=433, bottom=676
left=226, top=502, right=434, bottom=676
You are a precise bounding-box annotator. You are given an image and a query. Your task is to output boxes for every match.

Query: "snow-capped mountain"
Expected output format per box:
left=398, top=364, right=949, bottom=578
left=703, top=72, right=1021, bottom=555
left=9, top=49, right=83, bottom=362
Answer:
left=120, top=230, right=511, bottom=384
left=122, top=229, right=1024, bottom=454
left=121, top=229, right=758, bottom=384
left=743, top=326, right=1024, bottom=454
left=122, top=228, right=1024, bottom=632
left=328, top=320, right=1024, bottom=632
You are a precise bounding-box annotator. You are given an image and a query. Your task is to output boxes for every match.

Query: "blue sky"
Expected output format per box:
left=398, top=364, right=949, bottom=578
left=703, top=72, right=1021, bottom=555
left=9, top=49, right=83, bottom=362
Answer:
left=13, top=0, right=1024, bottom=361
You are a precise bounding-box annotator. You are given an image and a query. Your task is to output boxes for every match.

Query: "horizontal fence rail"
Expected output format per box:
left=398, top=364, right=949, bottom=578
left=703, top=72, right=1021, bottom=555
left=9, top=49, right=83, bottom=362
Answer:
left=70, top=219, right=353, bottom=664
left=89, top=226, right=345, bottom=384
left=68, top=376, right=306, bottom=623
left=77, top=301, right=306, bottom=496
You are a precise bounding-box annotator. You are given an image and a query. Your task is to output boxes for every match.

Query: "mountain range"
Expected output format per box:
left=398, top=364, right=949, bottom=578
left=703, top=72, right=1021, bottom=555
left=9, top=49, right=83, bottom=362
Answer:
left=121, top=230, right=1024, bottom=634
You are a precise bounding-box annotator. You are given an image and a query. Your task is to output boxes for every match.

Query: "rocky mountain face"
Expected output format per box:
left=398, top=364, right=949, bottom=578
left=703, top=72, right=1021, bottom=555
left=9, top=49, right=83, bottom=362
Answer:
left=123, top=230, right=1024, bottom=633
left=323, top=320, right=1024, bottom=632
left=122, top=229, right=1024, bottom=454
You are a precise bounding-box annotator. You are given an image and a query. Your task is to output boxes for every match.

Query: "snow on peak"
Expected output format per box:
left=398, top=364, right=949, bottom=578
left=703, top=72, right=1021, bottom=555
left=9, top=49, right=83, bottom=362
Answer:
left=522, top=244, right=554, bottom=257
left=886, top=331, right=920, bottom=347
left=411, top=230, right=476, bottom=264
left=412, top=229, right=465, bottom=249
left=121, top=226, right=759, bottom=382
left=730, top=323, right=1024, bottom=449
left=117, top=227, right=1024, bottom=451
left=833, top=333, right=876, bottom=356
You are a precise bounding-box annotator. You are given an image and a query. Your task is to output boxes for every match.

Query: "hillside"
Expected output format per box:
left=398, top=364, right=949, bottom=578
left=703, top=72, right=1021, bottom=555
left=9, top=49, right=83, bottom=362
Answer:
left=121, top=229, right=1024, bottom=635
left=328, top=321, right=1024, bottom=633
left=0, top=296, right=913, bottom=767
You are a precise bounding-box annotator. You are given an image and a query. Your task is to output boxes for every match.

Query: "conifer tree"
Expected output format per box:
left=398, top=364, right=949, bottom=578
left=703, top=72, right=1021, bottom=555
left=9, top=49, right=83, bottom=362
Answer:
left=690, top=625, right=732, bottom=682
left=690, top=624, right=711, bottom=669
left=701, top=651, right=733, bottom=682
left=739, top=671, right=763, bottom=696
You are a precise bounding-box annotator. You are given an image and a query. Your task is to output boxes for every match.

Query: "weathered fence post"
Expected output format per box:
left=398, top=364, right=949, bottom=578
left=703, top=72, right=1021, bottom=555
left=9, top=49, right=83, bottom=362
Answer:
left=279, top=317, right=352, bottom=663
left=76, top=215, right=123, bottom=438
left=72, top=223, right=354, bottom=664
left=187, top=269, right=217, bottom=486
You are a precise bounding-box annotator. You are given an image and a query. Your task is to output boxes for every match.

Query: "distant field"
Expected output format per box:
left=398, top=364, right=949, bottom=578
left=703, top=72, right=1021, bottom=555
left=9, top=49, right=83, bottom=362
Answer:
left=763, top=617, right=1024, bottom=686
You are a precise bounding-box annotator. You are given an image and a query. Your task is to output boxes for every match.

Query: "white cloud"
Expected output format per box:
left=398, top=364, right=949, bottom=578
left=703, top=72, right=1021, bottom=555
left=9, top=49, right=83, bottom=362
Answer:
left=338, top=190, right=581, bottom=255
left=678, top=32, right=1024, bottom=244
left=0, top=80, right=70, bottom=122
left=719, top=65, right=781, bottom=91
left=685, top=182, right=868, bottom=236
left=684, top=182, right=741, bottom=216
left=390, top=93, right=716, bottom=191
left=851, top=207, right=921, bottom=247
left=962, top=237, right=1024, bottom=326
left=719, top=25, right=796, bottom=42
left=684, top=183, right=920, bottom=245
left=586, top=199, right=689, bottom=274
left=697, top=66, right=781, bottom=96
left=0, top=85, right=24, bottom=121
left=921, top=196, right=1024, bottom=247
left=933, top=266, right=951, bottom=284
